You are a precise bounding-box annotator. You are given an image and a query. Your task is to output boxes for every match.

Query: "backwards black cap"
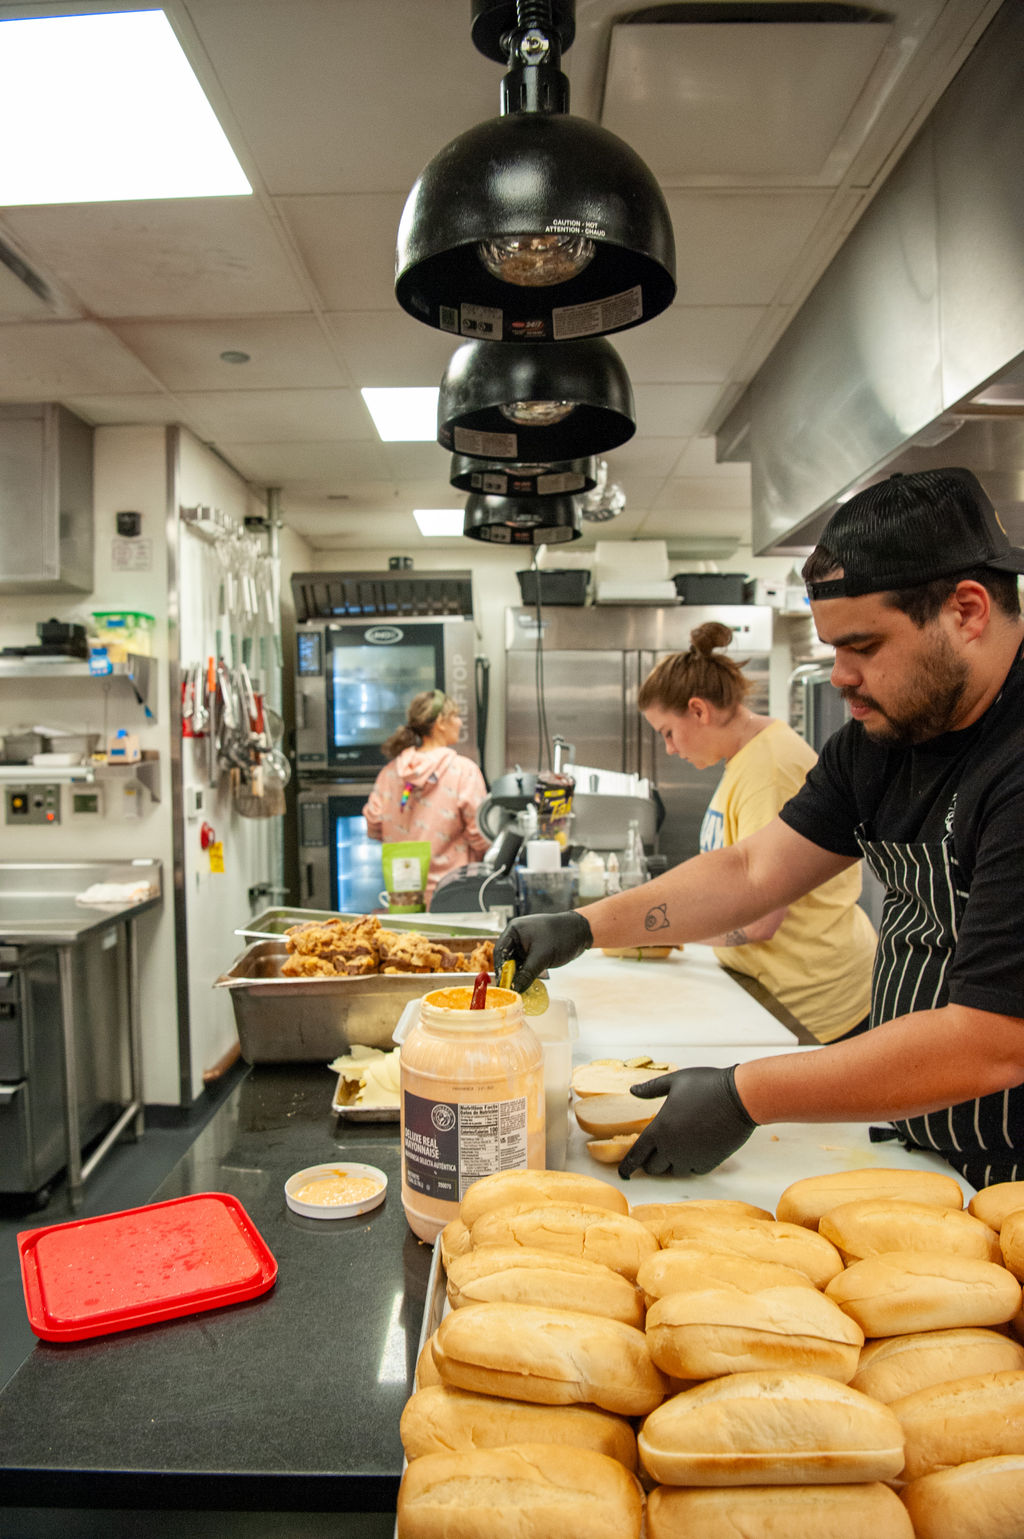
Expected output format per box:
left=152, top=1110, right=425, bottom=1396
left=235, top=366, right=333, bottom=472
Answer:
left=804, top=468, right=1024, bottom=600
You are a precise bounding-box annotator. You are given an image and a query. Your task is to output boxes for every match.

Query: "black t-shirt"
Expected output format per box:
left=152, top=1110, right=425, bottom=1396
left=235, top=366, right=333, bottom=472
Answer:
left=780, top=648, right=1024, bottom=1022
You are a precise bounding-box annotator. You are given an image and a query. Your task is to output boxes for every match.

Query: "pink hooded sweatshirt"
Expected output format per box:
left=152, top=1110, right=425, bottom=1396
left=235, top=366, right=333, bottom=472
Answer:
left=362, top=745, right=490, bottom=901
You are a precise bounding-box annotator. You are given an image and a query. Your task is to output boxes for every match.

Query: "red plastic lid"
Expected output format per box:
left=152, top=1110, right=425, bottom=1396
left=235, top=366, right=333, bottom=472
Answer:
left=18, top=1192, right=277, bottom=1342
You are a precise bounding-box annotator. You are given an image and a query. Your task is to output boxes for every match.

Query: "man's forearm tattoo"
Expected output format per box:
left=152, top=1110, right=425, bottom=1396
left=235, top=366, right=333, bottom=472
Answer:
left=722, top=928, right=749, bottom=946
left=644, top=904, right=670, bottom=932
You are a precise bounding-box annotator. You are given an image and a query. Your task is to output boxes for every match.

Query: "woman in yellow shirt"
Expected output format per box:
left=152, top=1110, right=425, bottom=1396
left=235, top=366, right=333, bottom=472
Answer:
left=639, top=621, right=876, bottom=1043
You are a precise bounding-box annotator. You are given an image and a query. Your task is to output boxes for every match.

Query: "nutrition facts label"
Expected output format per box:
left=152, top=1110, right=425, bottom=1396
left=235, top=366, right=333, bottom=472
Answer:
left=403, top=1091, right=529, bottom=1203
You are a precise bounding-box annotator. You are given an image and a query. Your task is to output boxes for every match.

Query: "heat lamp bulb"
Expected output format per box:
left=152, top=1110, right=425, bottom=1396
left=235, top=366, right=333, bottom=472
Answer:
left=478, top=233, right=595, bottom=287
left=499, top=399, right=576, bottom=426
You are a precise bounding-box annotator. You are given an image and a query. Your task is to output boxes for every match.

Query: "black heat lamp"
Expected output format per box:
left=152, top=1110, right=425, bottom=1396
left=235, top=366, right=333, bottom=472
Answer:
left=395, top=0, right=675, bottom=343
left=463, top=492, right=582, bottom=545
left=438, top=337, right=635, bottom=461
left=450, top=452, right=597, bottom=497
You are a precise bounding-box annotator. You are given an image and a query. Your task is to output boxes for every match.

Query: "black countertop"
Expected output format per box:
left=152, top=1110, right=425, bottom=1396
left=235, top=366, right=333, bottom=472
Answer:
left=0, top=1065, right=433, bottom=1515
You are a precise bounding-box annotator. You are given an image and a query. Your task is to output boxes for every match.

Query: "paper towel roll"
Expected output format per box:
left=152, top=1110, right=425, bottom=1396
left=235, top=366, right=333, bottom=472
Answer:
left=525, top=840, right=562, bottom=872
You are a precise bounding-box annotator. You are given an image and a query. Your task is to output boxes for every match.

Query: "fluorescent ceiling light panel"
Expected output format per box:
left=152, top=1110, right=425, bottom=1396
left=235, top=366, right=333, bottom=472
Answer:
left=413, top=508, right=464, bottom=537
left=361, top=387, right=440, bottom=442
left=0, top=9, right=251, bottom=204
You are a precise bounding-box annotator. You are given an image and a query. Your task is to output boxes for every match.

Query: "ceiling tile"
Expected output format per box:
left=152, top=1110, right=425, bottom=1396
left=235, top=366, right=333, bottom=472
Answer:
left=652, top=476, right=753, bottom=512
left=325, top=311, right=458, bottom=387
left=602, top=21, right=891, bottom=183
left=106, top=317, right=346, bottom=391
left=606, top=437, right=690, bottom=480
left=279, top=195, right=405, bottom=312
left=0, top=321, right=158, bottom=396
left=2, top=199, right=310, bottom=317
left=216, top=438, right=390, bottom=484
left=663, top=191, right=833, bottom=305
left=63, top=393, right=183, bottom=426
left=174, top=388, right=368, bottom=442
left=614, top=306, right=766, bottom=384
left=632, top=384, right=724, bottom=438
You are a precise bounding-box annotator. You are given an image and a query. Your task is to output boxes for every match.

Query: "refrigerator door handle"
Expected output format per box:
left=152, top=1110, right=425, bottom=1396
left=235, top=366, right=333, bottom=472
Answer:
left=622, top=652, right=639, bottom=776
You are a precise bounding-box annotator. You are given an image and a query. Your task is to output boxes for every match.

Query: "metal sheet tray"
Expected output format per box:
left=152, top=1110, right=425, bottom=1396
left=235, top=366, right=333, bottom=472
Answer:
left=236, top=907, right=494, bottom=941
left=215, top=935, right=494, bottom=1062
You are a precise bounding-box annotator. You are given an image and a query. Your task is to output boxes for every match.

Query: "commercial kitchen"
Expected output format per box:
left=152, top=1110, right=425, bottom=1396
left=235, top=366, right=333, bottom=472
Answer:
left=1, top=1, right=1024, bottom=1533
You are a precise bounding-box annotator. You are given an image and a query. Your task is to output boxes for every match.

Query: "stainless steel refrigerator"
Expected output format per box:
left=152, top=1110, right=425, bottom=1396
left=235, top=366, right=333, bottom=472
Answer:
left=504, top=604, right=773, bottom=869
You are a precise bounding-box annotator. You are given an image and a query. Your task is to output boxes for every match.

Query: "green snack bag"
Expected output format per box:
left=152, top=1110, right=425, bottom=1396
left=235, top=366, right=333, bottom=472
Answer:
left=380, top=841, right=431, bottom=914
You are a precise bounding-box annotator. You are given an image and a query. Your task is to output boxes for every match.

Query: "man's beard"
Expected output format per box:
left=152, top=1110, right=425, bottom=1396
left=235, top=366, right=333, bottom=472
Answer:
left=842, top=636, right=969, bottom=746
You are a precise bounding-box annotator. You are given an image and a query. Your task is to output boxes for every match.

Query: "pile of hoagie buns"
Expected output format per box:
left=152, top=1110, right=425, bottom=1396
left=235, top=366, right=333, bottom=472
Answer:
left=396, top=1167, right=1024, bottom=1539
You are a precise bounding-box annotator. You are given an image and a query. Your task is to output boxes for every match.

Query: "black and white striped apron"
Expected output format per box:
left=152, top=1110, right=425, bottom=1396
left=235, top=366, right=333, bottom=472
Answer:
left=858, top=814, right=1023, bottom=1188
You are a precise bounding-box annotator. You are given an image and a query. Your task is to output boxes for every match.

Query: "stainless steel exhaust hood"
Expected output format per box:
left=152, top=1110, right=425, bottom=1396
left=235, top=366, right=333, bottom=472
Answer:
left=719, top=1, right=1024, bottom=556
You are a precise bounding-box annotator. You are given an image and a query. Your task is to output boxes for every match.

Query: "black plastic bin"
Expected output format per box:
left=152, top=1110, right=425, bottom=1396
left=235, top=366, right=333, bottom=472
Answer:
left=517, top=569, right=590, bottom=606
left=672, top=573, right=748, bottom=605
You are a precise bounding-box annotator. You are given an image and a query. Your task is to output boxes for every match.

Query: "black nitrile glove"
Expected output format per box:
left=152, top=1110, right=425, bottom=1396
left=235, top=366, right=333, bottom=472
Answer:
left=493, top=911, right=593, bottom=993
left=617, top=1065, right=757, bottom=1179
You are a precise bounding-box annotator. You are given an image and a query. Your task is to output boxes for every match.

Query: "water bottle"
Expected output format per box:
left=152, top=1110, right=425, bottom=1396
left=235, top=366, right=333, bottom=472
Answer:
left=619, top=819, right=648, bottom=891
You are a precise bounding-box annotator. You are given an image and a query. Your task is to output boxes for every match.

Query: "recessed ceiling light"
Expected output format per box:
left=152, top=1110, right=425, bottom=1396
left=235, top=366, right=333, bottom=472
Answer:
left=361, top=387, right=440, bottom=442
left=220, top=350, right=251, bottom=364
left=413, top=508, right=465, bottom=537
left=0, top=9, right=252, bottom=205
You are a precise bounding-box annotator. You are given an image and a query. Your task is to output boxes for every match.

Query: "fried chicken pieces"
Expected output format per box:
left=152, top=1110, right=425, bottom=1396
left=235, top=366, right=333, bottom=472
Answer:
left=281, top=915, right=494, bottom=979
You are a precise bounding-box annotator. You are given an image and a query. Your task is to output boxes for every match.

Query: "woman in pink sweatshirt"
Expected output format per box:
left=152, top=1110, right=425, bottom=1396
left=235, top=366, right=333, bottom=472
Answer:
left=362, top=690, right=490, bottom=903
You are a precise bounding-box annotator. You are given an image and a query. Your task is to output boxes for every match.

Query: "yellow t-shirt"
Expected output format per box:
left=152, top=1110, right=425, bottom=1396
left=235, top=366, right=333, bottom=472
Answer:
left=699, top=719, right=876, bottom=1043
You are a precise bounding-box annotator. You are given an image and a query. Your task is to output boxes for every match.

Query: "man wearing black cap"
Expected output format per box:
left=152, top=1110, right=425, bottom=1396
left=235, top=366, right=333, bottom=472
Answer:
left=494, top=467, right=1024, bottom=1188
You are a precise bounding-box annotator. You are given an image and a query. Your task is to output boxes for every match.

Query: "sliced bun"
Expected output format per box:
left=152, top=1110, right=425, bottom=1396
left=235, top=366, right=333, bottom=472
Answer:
left=574, top=1092, right=664, bottom=1138
left=637, top=1246, right=816, bottom=1308
left=901, top=1454, right=1024, bottom=1539
left=647, top=1481, right=914, bottom=1539
left=1000, top=1208, right=1024, bottom=1281
left=645, top=1285, right=864, bottom=1383
left=969, top=1180, right=1024, bottom=1233
left=399, top=1384, right=637, bottom=1469
left=631, top=1199, right=773, bottom=1240
left=638, top=1369, right=905, bottom=1486
left=415, top=1330, right=442, bottom=1389
left=587, top=1134, right=638, bottom=1164
left=458, top=1168, right=628, bottom=1230
left=439, top=1217, right=472, bottom=1272
left=825, top=1250, right=1022, bottom=1336
left=776, top=1168, right=964, bottom=1229
left=445, top=1244, right=644, bottom=1328
left=572, top=1056, right=678, bottom=1098
left=892, top=1369, right=1024, bottom=1481
left=432, top=1301, right=667, bottom=1417
left=397, top=1442, right=643, bottom=1539
left=850, top=1327, right=1024, bottom=1403
left=661, top=1216, right=844, bottom=1289
left=468, top=1201, right=659, bottom=1280
left=820, top=1197, right=1001, bottom=1264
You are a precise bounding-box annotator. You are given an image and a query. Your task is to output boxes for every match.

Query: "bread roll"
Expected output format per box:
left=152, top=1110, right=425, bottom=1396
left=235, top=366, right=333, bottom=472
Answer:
left=638, top=1369, right=905, bottom=1486
left=631, top=1199, right=774, bottom=1239
left=851, top=1326, right=1024, bottom=1402
left=661, top=1216, right=844, bottom=1288
left=574, top=1092, right=664, bottom=1138
left=637, top=1245, right=816, bottom=1307
left=901, top=1454, right=1024, bottom=1539
left=1000, top=1208, right=1024, bottom=1282
left=646, top=1285, right=864, bottom=1383
left=586, top=1134, right=638, bottom=1164
left=432, top=1300, right=668, bottom=1416
left=396, top=1442, right=643, bottom=1539
left=647, top=1481, right=914, bottom=1539
left=399, top=1384, right=638, bottom=1469
left=439, top=1217, right=471, bottom=1272
left=573, top=1057, right=678, bottom=1096
left=892, top=1369, right=1024, bottom=1481
left=825, top=1250, right=1022, bottom=1336
left=819, top=1198, right=1001, bottom=1264
left=969, top=1180, right=1024, bottom=1233
left=415, top=1330, right=442, bottom=1389
left=469, top=1201, right=659, bottom=1280
left=458, top=1168, right=628, bottom=1230
left=445, top=1244, right=645, bottom=1328
left=776, top=1168, right=964, bottom=1229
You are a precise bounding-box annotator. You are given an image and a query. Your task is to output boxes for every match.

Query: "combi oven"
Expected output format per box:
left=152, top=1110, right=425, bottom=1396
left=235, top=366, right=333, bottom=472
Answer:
left=294, top=616, right=478, bottom=777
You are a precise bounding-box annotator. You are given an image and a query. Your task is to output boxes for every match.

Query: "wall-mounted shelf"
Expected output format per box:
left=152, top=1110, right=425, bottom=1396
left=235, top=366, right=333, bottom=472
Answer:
left=0, top=758, right=161, bottom=803
left=0, top=653, right=158, bottom=722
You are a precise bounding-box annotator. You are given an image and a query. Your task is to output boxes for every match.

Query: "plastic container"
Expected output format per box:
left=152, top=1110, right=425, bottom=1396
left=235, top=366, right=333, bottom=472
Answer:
left=396, top=984, right=545, bottom=1242
left=515, top=866, right=578, bottom=915
left=90, top=610, right=156, bottom=657
left=517, top=569, right=590, bottom=606
left=527, top=996, right=579, bottom=1171
left=284, top=1162, right=387, bottom=1219
left=671, top=573, right=748, bottom=605
left=577, top=849, right=606, bottom=903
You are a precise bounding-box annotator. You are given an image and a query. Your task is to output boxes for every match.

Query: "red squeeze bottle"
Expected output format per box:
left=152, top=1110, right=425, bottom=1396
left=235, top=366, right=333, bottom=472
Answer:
left=470, top=970, right=489, bottom=1009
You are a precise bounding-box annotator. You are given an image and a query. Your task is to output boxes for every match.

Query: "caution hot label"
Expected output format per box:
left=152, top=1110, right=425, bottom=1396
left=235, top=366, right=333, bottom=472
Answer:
left=403, top=1089, right=529, bottom=1202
